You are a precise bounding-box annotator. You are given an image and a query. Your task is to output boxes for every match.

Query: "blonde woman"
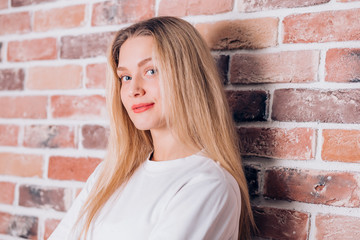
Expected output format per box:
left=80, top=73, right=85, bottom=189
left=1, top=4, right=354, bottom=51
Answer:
left=49, top=16, right=255, bottom=240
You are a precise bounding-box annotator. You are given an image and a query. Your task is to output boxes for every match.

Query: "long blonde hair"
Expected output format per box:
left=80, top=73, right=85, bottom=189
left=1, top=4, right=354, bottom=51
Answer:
left=77, top=16, right=255, bottom=239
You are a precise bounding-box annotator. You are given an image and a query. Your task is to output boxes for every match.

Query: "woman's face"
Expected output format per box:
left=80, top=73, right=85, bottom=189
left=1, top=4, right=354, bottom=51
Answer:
left=118, top=36, right=166, bottom=131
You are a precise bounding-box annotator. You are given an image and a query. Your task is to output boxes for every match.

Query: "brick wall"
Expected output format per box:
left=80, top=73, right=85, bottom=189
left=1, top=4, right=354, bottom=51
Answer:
left=0, top=0, right=359, bottom=239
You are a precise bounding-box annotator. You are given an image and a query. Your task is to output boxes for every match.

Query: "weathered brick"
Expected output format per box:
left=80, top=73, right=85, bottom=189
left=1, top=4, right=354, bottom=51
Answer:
left=322, top=129, right=360, bottom=163
left=325, top=48, right=360, bottom=82
left=8, top=38, right=57, bottom=62
left=272, top=89, right=360, bottom=123
left=0, top=12, right=31, bottom=35
left=316, top=214, right=360, bottom=239
left=213, top=55, right=229, bottom=84
left=82, top=125, right=108, bottom=149
left=61, top=32, right=114, bottom=59
left=226, top=90, right=268, bottom=122
left=253, top=207, right=309, bottom=240
left=284, top=9, right=360, bottom=43
left=0, top=212, right=38, bottom=239
left=86, top=63, right=106, bottom=89
left=27, top=65, right=82, bottom=90
left=19, top=185, right=70, bottom=211
left=238, top=128, right=315, bottom=160
left=230, top=51, right=319, bottom=84
left=0, top=96, right=47, bottom=119
left=238, top=0, right=330, bottom=12
left=0, top=212, right=12, bottom=235
left=244, top=165, right=260, bottom=198
left=264, top=168, right=360, bottom=207
left=12, top=0, right=56, bottom=7
left=23, top=125, right=76, bottom=149
left=0, top=125, right=19, bottom=146
left=0, top=0, right=8, bottom=9
left=196, top=18, right=278, bottom=50
left=0, top=153, right=43, bottom=177
left=159, top=0, right=233, bottom=16
left=48, top=156, right=101, bottom=181
left=0, top=69, right=24, bottom=90
left=34, top=5, right=86, bottom=32
left=44, top=219, right=60, bottom=240
left=51, top=95, right=106, bottom=120
left=92, top=0, right=155, bottom=26
left=0, top=182, right=15, bottom=204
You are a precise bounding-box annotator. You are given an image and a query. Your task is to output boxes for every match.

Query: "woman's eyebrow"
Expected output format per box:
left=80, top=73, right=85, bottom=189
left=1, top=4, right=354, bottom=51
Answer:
left=117, top=57, right=152, bottom=71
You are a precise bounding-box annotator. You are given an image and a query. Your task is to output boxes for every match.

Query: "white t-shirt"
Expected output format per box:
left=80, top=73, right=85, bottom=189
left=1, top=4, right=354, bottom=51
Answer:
left=49, top=152, right=241, bottom=240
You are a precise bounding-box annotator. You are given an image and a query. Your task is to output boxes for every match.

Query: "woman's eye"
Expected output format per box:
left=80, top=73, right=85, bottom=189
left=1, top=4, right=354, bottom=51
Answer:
left=146, top=69, right=157, bottom=76
left=120, top=75, right=132, bottom=82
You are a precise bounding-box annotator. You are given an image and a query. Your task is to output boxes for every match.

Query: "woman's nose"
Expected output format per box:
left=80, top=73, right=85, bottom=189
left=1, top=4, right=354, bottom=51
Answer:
left=129, top=75, right=145, bottom=97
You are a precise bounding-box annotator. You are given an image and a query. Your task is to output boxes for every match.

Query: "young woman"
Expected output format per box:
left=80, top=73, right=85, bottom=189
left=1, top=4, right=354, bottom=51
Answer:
left=49, top=16, right=255, bottom=240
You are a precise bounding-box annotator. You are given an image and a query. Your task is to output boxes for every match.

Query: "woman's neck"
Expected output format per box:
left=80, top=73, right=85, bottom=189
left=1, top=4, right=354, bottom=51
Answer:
left=150, top=128, right=200, bottom=161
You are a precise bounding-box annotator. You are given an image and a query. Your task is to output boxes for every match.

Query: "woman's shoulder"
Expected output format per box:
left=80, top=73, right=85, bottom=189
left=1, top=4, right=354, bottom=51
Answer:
left=164, top=153, right=242, bottom=221
left=181, top=153, right=241, bottom=198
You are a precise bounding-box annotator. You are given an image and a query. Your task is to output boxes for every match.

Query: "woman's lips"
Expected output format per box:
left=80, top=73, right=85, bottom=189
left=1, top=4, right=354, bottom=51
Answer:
left=131, top=103, right=155, bottom=113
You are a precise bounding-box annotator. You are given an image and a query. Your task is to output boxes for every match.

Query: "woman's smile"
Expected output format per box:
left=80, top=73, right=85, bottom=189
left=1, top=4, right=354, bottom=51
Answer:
left=131, top=103, right=155, bottom=113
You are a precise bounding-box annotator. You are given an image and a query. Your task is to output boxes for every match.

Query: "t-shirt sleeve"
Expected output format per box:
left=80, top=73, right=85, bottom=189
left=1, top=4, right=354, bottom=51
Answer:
left=48, top=162, right=103, bottom=240
left=149, top=172, right=241, bottom=240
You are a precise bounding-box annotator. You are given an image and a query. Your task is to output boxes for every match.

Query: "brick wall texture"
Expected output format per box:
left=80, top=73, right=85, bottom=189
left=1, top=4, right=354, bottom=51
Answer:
left=0, top=0, right=360, bottom=239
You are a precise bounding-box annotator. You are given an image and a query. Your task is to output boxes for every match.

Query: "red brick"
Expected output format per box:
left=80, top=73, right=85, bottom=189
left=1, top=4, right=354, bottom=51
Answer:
left=34, top=5, right=86, bottom=32
left=86, top=63, right=106, bottom=89
left=0, top=182, right=15, bottom=204
left=8, top=38, right=57, bottom=62
left=264, top=168, right=360, bottom=207
left=325, top=48, right=360, bottom=82
left=23, top=125, right=76, bottom=149
left=226, top=90, right=268, bottom=122
left=0, top=153, right=43, bottom=177
left=284, top=9, right=360, bottom=43
left=12, top=0, right=57, bottom=7
left=44, top=219, right=60, bottom=240
left=253, top=207, right=309, bottom=240
left=19, top=185, right=70, bottom=211
left=0, top=12, right=31, bottom=35
left=316, top=214, right=360, bottom=239
left=48, top=156, right=101, bottom=181
left=238, top=128, right=315, bottom=160
left=272, top=89, right=360, bottom=123
left=0, top=0, right=8, bottom=9
left=61, top=32, right=113, bottom=59
left=213, top=55, right=229, bottom=84
left=92, top=0, right=155, bottom=26
left=27, top=65, right=82, bottom=90
left=244, top=165, right=260, bottom=198
left=0, top=212, right=38, bottom=239
left=0, top=96, right=47, bottom=119
left=51, top=95, right=106, bottom=120
left=322, top=129, right=360, bottom=163
left=159, top=0, right=233, bottom=16
left=0, top=212, right=11, bottom=235
left=239, top=0, right=330, bottom=12
left=0, top=68, right=24, bottom=90
left=196, top=18, right=278, bottom=50
left=230, top=51, right=319, bottom=84
left=0, top=125, right=19, bottom=146
left=82, top=125, right=109, bottom=149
